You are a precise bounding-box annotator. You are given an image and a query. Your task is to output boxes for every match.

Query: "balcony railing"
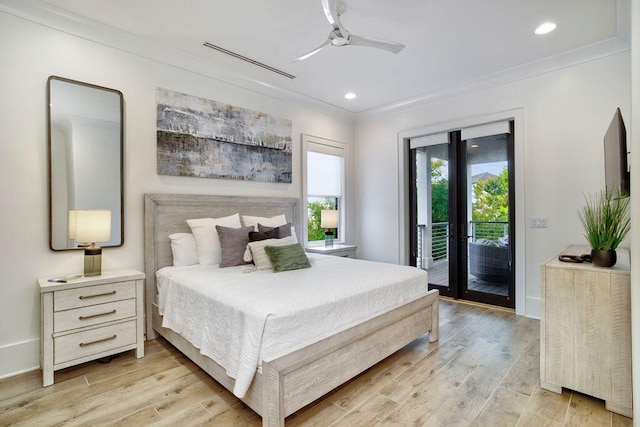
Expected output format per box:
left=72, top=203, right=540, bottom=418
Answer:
left=417, top=221, right=507, bottom=270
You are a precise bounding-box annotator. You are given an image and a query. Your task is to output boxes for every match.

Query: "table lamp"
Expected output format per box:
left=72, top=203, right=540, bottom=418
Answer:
left=321, top=209, right=338, bottom=247
left=68, top=210, right=111, bottom=277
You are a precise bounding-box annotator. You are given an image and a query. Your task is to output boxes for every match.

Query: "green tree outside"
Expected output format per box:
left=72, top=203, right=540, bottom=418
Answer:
left=430, top=159, right=448, bottom=223
left=472, top=167, right=509, bottom=222
left=307, top=198, right=337, bottom=241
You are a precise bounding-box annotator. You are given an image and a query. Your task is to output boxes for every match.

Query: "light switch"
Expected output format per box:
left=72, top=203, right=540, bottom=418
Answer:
left=530, top=217, right=548, bottom=228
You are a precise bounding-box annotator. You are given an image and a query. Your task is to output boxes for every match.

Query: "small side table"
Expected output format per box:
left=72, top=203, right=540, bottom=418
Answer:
left=306, top=244, right=357, bottom=259
left=38, top=269, right=145, bottom=386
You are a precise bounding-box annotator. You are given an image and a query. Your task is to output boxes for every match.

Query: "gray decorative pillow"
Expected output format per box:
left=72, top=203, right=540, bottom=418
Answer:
left=249, top=228, right=280, bottom=242
left=258, top=223, right=292, bottom=238
left=264, top=243, right=311, bottom=272
left=215, top=225, right=253, bottom=268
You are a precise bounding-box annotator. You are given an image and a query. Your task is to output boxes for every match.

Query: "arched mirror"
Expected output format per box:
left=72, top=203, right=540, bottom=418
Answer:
left=48, top=76, right=124, bottom=250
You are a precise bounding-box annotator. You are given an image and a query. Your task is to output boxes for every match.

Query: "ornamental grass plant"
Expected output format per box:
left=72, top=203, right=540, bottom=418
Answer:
left=578, top=188, right=631, bottom=251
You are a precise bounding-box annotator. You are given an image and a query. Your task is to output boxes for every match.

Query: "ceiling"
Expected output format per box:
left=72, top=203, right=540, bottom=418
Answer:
left=30, top=0, right=630, bottom=113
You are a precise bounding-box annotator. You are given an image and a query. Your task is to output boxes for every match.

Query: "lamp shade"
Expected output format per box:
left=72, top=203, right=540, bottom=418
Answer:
left=69, top=210, right=111, bottom=243
left=320, top=210, right=339, bottom=229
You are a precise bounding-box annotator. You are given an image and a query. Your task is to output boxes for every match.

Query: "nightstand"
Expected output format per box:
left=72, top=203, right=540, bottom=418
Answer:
left=306, top=244, right=357, bottom=258
left=38, top=269, right=145, bottom=386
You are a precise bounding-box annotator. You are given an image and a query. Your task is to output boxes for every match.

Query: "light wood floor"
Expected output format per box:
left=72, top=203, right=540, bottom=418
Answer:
left=1, top=299, right=632, bottom=426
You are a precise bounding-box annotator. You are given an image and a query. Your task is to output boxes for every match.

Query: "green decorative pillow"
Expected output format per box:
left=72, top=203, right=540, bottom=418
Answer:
left=264, top=243, right=311, bottom=272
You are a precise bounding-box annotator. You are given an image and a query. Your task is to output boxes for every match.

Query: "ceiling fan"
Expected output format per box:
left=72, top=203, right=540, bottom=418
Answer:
left=292, top=0, right=405, bottom=62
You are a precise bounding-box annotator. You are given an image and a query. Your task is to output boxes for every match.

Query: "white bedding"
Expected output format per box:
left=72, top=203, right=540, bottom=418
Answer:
left=156, top=254, right=429, bottom=398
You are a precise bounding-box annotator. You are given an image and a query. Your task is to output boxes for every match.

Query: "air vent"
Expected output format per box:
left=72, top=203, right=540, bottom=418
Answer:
left=203, top=42, right=295, bottom=79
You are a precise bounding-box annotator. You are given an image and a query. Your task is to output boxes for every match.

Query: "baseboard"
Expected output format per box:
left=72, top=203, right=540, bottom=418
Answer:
left=0, top=338, right=40, bottom=380
left=525, top=296, right=541, bottom=319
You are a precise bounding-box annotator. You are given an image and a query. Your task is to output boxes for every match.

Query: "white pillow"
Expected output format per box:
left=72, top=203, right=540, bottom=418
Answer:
left=242, top=214, right=287, bottom=231
left=168, top=233, right=198, bottom=266
left=187, top=213, right=242, bottom=265
left=246, top=236, right=297, bottom=270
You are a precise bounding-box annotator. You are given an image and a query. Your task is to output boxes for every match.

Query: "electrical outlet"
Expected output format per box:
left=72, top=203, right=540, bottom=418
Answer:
left=530, top=217, right=548, bottom=228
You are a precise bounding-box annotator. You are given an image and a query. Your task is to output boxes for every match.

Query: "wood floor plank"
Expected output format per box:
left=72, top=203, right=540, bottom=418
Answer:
left=331, top=393, right=398, bottom=427
left=149, top=403, right=219, bottom=426
left=286, top=400, right=348, bottom=427
left=471, top=387, right=530, bottom=427
left=0, top=299, right=626, bottom=427
left=524, top=383, right=571, bottom=424
left=107, top=405, right=162, bottom=426
left=565, top=393, right=612, bottom=427
left=378, top=340, right=465, bottom=403
left=517, top=410, right=563, bottom=427
left=424, top=345, right=517, bottom=424
left=500, top=340, right=540, bottom=397
left=612, top=412, right=633, bottom=427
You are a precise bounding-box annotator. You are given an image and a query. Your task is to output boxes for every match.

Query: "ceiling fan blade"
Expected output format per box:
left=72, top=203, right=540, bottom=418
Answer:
left=349, top=35, right=405, bottom=54
left=291, top=39, right=331, bottom=62
left=321, top=0, right=340, bottom=29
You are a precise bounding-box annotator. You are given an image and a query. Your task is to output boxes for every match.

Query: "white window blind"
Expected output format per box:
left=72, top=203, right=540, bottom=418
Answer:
left=409, top=132, right=449, bottom=149
left=307, top=151, right=342, bottom=197
left=461, top=121, right=511, bottom=140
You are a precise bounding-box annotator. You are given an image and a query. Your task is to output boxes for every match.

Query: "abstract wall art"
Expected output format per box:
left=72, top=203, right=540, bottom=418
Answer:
left=156, top=88, right=292, bottom=183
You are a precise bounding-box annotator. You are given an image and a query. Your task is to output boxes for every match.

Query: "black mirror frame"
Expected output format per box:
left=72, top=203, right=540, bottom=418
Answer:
left=47, top=75, right=125, bottom=251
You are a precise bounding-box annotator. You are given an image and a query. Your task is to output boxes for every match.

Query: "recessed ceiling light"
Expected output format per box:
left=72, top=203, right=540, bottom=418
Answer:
left=535, top=22, right=557, bottom=35
left=344, top=92, right=357, bottom=100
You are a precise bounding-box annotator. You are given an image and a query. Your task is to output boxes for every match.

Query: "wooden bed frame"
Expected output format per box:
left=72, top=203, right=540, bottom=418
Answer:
left=144, top=193, right=439, bottom=426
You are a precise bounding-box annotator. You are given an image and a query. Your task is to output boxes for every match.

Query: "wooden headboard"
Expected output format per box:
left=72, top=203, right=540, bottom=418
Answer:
left=144, top=193, right=299, bottom=337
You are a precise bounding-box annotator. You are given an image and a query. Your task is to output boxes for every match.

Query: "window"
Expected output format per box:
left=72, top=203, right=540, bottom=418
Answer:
left=303, top=135, right=348, bottom=246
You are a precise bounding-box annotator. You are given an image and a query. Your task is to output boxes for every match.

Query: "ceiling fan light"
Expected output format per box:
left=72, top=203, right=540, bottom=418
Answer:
left=535, top=22, right=557, bottom=35
left=345, top=92, right=357, bottom=100
left=331, top=37, right=349, bottom=46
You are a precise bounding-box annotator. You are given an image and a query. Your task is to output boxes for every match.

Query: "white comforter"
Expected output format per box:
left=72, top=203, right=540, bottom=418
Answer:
left=157, top=254, right=428, bottom=398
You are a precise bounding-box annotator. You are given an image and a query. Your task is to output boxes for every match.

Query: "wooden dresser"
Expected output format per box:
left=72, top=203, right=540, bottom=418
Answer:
left=540, top=245, right=631, bottom=417
left=38, top=269, right=145, bottom=386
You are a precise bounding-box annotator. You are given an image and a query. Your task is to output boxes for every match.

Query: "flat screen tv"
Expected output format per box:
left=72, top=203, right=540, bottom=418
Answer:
left=604, top=108, right=630, bottom=196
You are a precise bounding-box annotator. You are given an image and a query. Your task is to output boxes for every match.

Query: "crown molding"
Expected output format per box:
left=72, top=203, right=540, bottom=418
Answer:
left=358, top=36, right=630, bottom=118
left=0, top=0, right=355, bottom=122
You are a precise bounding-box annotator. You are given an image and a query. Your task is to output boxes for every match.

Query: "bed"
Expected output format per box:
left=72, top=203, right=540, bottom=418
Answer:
left=144, top=193, right=439, bottom=426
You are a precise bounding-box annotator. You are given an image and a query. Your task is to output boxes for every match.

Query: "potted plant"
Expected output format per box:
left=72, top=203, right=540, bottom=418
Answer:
left=578, top=188, right=631, bottom=267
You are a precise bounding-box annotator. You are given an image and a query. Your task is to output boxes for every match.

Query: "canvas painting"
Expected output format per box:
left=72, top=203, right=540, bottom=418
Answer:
left=156, top=88, right=292, bottom=183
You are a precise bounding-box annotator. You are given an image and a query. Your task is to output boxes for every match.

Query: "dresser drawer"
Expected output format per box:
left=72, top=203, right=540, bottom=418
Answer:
left=54, top=299, right=136, bottom=333
left=54, top=320, right=137, bottom=364
left=54, top=281, right=135, bottom=311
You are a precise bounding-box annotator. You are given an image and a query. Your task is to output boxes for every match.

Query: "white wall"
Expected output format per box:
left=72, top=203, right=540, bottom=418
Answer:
left=353, top=52, right=631, bottom=318
left=0, top=11, right=354, bottom=378
left=629, top=0, right=639, bottom=421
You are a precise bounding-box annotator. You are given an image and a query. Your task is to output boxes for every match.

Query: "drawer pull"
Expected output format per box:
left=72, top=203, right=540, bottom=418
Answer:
left=79, top=335, right=117, bottom=347
left=79, top=290, right=116, bottom=300
left=79, top=310, right=116, bottom=321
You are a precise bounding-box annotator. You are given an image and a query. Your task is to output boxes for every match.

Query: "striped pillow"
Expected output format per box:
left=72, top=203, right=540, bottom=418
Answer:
left=246, top=236, right=297, bottom=270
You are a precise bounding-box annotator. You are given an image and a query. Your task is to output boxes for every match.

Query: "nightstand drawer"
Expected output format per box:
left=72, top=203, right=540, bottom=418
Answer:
left=54, top=299, right=136, bottom=333
left=54, top=281, right=135, bottom=311
left=54, top=320, right=137, bottom=364
left=330, top=249, right=355, bottom=258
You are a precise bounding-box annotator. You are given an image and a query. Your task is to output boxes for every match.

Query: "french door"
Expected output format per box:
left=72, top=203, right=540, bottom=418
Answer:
left=409, top=121, right=515, bottom=308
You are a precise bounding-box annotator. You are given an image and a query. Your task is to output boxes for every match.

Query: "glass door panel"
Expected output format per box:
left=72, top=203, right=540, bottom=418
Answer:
left=460, top=131, right=514, bottom=308
left=412, top=143, right=454, bottom=297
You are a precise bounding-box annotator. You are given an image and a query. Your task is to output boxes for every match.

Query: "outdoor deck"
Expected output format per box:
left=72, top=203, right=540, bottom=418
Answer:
left=425, top=259, right=508, bottom=297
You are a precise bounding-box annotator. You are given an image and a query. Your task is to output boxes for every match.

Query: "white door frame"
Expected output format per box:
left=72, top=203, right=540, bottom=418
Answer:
left=397, top=108, right=526, bottom=315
